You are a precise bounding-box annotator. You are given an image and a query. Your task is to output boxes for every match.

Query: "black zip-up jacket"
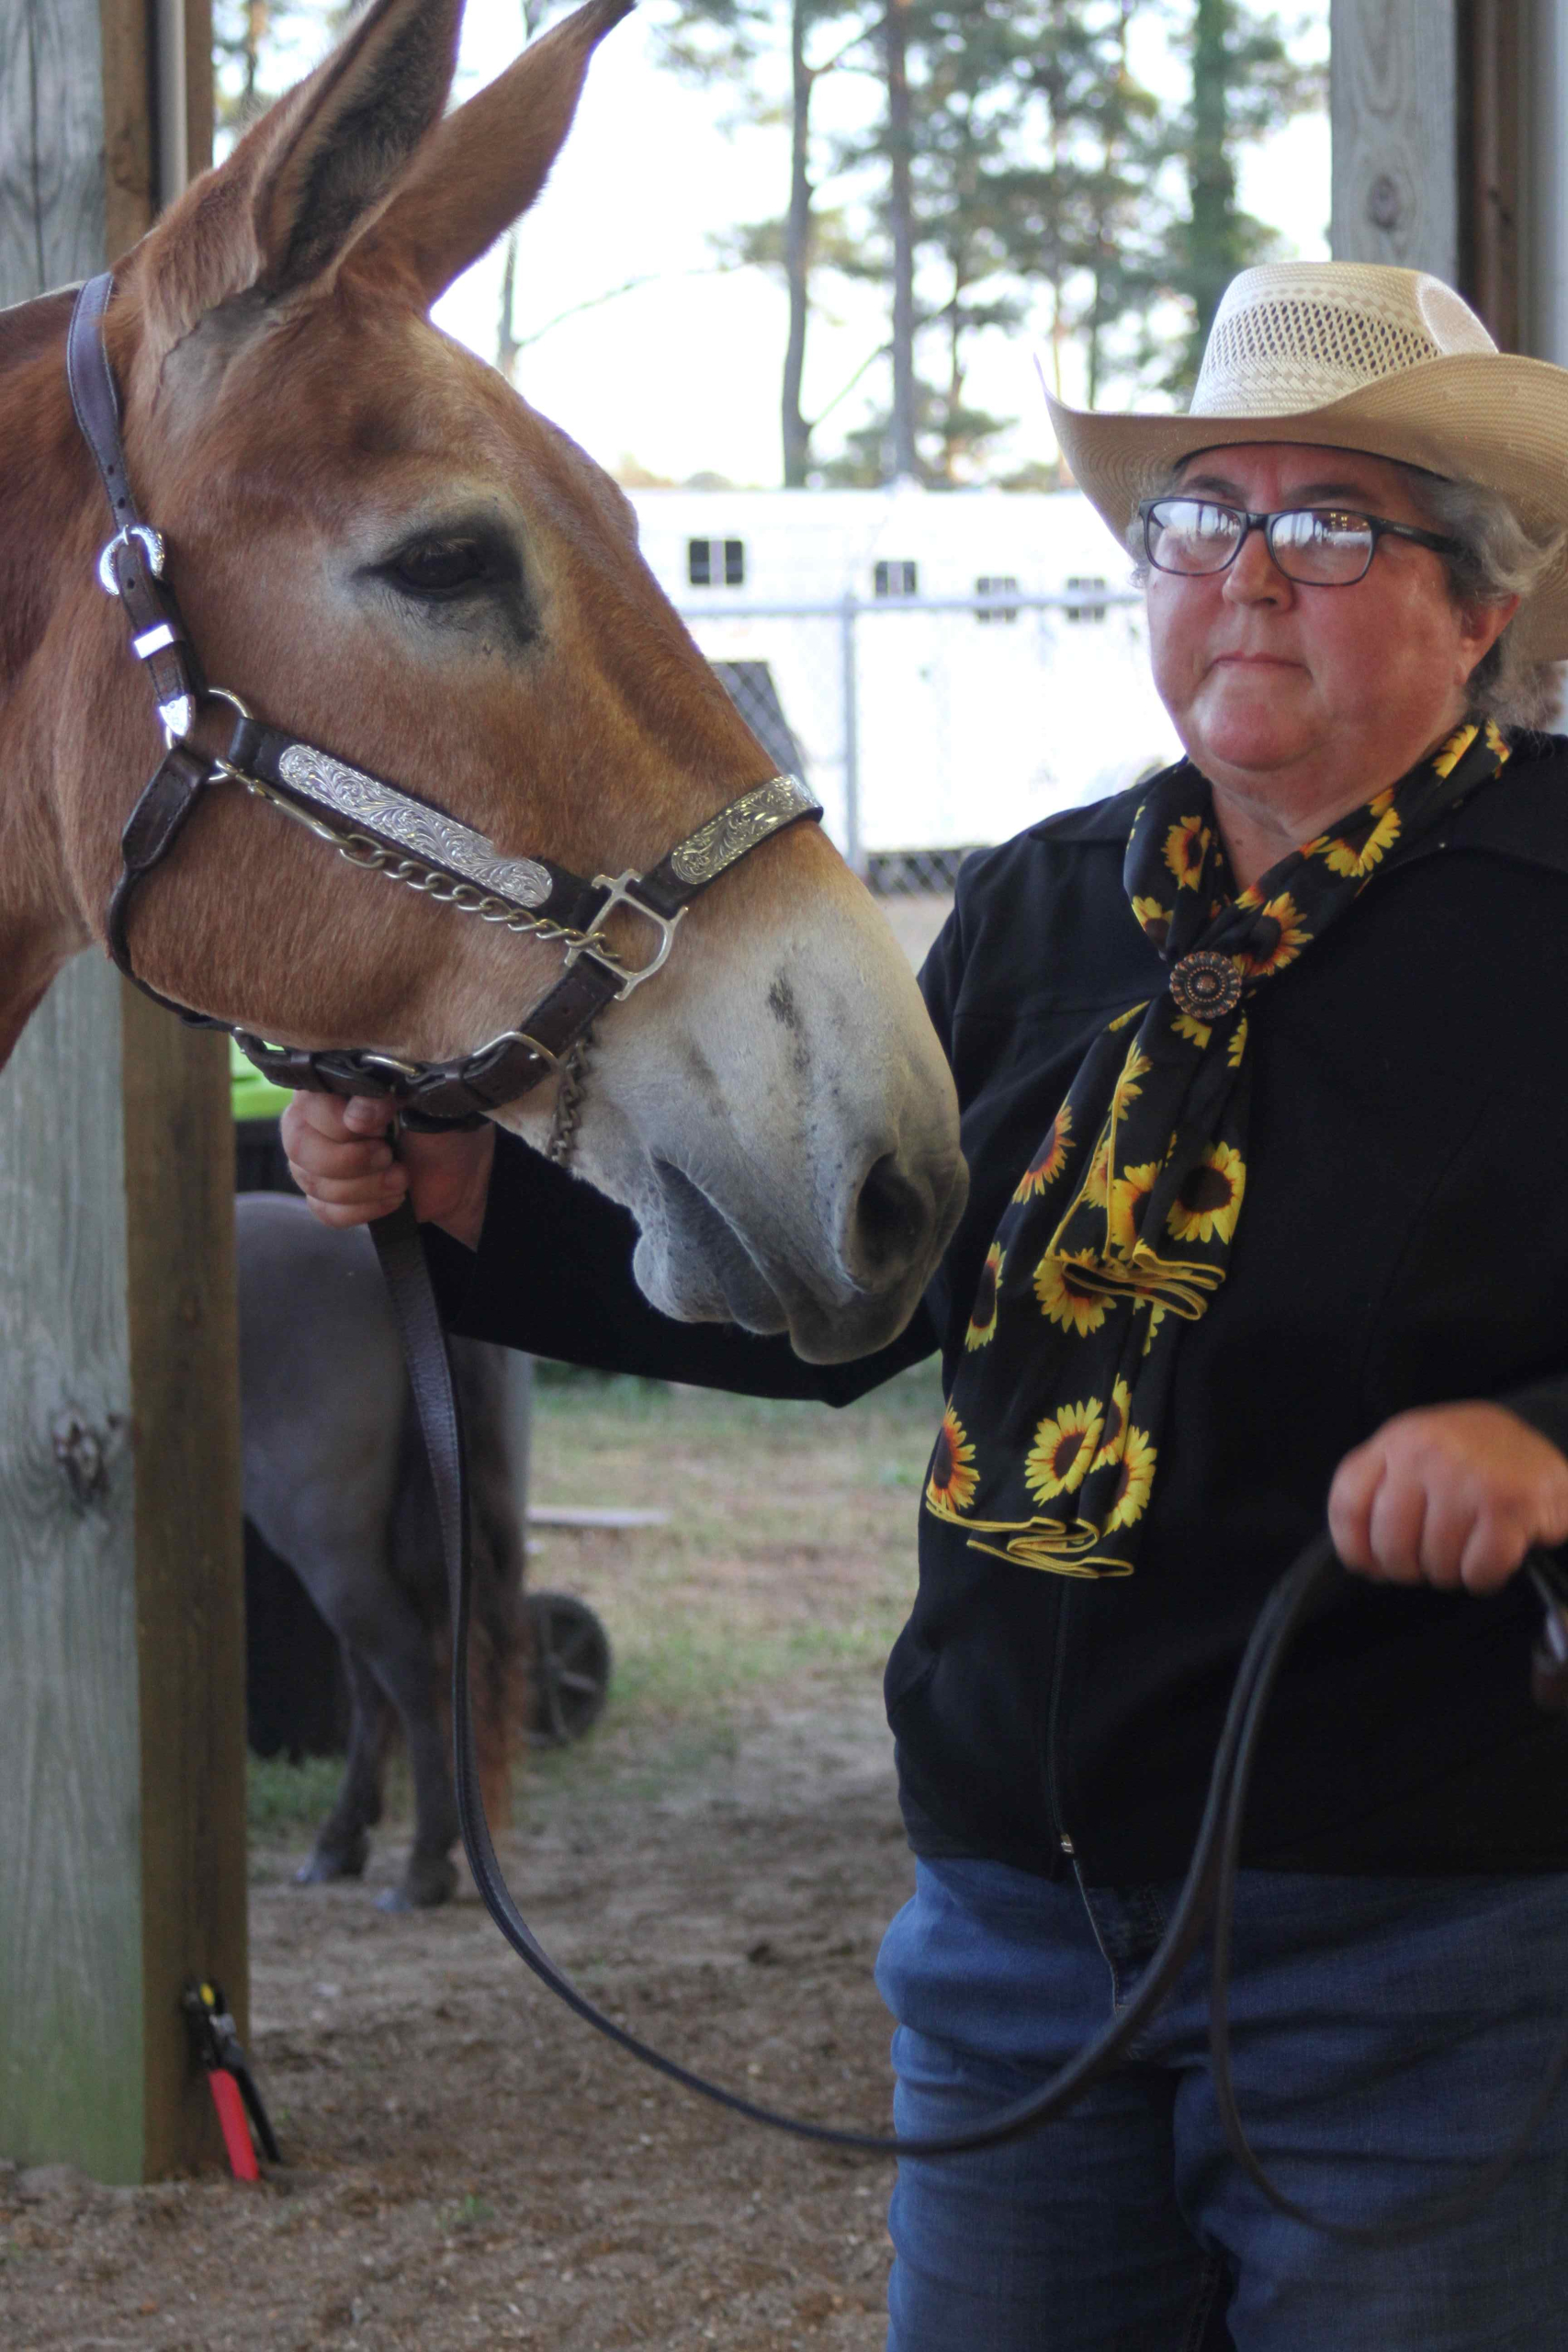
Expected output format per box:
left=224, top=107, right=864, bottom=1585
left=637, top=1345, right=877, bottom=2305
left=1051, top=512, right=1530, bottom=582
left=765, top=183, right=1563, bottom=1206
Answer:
left=428, top=733, right=1568, bottom=1884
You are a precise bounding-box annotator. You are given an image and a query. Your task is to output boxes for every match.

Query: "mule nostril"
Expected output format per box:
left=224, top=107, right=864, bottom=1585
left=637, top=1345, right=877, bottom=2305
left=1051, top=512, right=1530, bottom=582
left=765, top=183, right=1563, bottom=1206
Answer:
left=849, top=1152, right=928, bottom=1283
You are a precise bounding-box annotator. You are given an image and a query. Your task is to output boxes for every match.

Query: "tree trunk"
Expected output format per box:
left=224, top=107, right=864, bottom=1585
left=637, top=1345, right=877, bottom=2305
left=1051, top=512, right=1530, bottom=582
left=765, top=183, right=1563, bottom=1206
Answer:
left=1186, top=0, right=1237, bottom=371
left=1086, top=0, right=1134, bottom=410
left=886, top=0, right=917, bottom=481
left=945, top=263, right=964, bottom=482
left=781, top=0, right=812, bottom=487
left=243, top=4, right=265, bottom=110
left=1044, top=44, right=1066, bottom=399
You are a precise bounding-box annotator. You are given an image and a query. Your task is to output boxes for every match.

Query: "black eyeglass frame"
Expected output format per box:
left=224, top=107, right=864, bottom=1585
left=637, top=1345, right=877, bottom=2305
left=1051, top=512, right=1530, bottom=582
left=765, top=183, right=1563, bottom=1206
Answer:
left=1136, top=496, right=1462, bottom=586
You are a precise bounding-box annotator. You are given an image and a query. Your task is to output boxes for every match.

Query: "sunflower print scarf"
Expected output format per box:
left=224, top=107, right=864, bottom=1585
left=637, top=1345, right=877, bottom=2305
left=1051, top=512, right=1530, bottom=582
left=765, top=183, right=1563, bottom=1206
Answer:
left=927, top=718, right=1510, bottom=1577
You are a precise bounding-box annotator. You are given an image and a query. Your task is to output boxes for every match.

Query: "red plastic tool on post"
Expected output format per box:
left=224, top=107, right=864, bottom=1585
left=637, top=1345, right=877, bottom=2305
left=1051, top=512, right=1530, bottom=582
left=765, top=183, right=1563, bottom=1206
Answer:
left=182, top=1980, right=280, bottom=2180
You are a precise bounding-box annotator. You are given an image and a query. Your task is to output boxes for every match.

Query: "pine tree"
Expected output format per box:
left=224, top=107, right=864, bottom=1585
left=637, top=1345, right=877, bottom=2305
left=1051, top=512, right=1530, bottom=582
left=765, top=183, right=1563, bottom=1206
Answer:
left=829, top=0, right=1169, bottom=484
left=900, top=1, right=1036, bottom=481
left=660, top=0, right=884, bottom=485
left=979, top=1, right=1170, bottom=413
left=1164, top=0, right=1325, bottom=392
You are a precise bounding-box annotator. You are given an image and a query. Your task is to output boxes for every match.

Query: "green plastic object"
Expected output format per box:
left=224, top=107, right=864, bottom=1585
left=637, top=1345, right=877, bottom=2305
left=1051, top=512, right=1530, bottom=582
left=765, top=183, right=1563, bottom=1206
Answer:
left=229, top=1036, right=294, bottom=1123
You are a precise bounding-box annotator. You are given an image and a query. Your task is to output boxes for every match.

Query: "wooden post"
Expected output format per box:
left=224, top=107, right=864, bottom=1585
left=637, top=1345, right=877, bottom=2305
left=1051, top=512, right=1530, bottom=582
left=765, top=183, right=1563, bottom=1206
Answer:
left=1329, top=0, right=1460, bottom=279
left=1457, top=0, right=1520, bottom=349
left=1331, top=0, right=1565, bottom=362
left=0, top=0, right=245, bottom=2187
left=1516, top=2, right=1568, bottom=365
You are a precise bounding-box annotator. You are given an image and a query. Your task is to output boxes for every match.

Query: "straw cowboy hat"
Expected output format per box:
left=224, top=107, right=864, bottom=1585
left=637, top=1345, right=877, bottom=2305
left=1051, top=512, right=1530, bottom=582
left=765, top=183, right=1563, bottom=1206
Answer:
left=1044, top=259, right=1568, bottom=661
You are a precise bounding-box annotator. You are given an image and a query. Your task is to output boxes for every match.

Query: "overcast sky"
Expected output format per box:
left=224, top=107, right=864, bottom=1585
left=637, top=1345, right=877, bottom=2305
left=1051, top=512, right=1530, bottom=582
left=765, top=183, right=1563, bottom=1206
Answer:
left=254, top=1, right=1333, bottom=489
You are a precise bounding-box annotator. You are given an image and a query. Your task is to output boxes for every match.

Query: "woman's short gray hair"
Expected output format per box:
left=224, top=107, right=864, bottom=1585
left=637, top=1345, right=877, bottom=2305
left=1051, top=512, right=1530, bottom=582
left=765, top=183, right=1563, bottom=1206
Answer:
left=1129, top=458, right=1564, bottom=730
left=1398, top=469, right=1562, bottom=727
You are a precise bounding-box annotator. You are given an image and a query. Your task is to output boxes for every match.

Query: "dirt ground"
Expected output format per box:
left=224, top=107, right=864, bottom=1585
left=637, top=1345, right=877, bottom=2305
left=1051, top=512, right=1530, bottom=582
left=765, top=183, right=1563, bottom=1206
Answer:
left=1, top=1366, right=945, bottom=2352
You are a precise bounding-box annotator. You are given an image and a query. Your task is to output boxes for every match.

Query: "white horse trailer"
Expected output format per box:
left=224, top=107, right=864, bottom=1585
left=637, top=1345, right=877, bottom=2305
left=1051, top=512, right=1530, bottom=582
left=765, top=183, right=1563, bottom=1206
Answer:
left=629, top=485, right=1180, bottom=868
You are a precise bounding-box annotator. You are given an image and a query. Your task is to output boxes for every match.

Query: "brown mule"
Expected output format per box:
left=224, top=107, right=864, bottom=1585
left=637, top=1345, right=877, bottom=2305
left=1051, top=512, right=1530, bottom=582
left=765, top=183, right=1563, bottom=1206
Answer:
left=0, top=0, right=964, bottom=1362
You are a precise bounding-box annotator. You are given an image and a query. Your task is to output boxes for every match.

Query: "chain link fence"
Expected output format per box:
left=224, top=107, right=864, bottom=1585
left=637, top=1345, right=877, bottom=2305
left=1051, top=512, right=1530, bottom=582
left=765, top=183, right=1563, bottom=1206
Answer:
left=682, top=586, right=1173, bottom=969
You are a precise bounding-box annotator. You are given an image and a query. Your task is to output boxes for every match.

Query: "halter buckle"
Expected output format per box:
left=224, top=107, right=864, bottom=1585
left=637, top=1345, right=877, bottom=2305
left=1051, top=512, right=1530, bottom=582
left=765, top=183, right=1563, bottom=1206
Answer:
left=159, top=694, right=196, bottom=744
left=566, top=873, right=685, bottom=999
left=96, top=522, right=166, bottom=595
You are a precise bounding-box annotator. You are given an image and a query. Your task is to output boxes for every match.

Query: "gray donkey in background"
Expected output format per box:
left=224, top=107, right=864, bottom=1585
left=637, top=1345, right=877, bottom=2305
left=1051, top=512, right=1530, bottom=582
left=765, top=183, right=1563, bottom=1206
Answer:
left=237, top=1193, right=525, bottom=1908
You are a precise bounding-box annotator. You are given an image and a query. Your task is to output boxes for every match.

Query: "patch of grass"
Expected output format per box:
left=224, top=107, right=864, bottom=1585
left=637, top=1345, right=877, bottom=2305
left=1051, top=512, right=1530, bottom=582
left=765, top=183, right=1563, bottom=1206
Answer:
left=444, top=2193, right=494, bottom=2230
left=518, top=1357, right=945, bottom=1801
left=246, top=1752, right=341, bottom=1837
left=529, top=1358, right=943, bottom=1544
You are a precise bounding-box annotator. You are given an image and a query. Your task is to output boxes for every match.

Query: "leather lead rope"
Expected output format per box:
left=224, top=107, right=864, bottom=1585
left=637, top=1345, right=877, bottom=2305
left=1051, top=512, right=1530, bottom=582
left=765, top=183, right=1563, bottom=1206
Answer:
left=371, top=1195, right=1568, bottom=2217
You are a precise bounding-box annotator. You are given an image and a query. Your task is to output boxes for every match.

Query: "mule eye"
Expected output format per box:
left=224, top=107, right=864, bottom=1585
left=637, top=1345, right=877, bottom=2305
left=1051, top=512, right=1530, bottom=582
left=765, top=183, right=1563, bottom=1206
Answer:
left=388, top=538, right=491, bottom=598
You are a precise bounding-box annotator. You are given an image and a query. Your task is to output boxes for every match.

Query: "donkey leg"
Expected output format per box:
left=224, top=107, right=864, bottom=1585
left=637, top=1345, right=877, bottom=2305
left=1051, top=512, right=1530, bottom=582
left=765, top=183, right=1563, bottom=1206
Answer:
left=378, top=1682, right=460, bottom=1913
left=331, top=1594, right=458, bottom=1912
left=295, top=1645, right=384, bottom=1884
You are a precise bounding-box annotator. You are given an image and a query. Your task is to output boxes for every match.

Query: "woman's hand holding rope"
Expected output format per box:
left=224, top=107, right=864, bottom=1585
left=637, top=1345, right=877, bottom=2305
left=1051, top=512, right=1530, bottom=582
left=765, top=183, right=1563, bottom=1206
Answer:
left=1329, top=1402, right=1568, bottom=1594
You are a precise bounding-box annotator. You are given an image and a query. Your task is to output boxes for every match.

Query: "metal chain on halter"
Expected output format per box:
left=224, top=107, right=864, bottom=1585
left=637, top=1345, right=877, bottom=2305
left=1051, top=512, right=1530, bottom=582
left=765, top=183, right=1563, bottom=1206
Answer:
left=229, top=766, right=636, bottom=973
left=545, top=1029, right=595, bottom=1167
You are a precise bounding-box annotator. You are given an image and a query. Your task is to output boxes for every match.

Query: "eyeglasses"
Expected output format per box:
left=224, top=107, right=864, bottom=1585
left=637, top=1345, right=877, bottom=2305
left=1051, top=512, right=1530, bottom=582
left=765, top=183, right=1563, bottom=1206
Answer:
left=1137, top=496, right=1461, bottom=587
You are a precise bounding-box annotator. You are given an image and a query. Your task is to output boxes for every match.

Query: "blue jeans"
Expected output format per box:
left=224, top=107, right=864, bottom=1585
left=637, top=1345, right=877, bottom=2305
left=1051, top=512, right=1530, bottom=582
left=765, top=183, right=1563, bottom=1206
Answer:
left=875, top=1858, right=1568, bottom=2350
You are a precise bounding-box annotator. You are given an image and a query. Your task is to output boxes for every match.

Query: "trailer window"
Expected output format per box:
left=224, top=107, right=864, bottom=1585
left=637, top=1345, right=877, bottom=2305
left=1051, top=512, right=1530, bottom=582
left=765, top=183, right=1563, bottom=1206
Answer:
left=1065, top=574, right=1107, bottom=622
left=976, top=574, right=1019, bottom=623
left=688, top=538, right=746, bottom=588
left=874, top=560, right=919, bottom=598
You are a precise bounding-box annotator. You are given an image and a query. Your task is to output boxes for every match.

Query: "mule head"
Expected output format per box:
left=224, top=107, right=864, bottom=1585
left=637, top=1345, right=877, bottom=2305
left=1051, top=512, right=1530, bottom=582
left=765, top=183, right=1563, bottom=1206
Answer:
left=26, top=0, right=965, bottom=1362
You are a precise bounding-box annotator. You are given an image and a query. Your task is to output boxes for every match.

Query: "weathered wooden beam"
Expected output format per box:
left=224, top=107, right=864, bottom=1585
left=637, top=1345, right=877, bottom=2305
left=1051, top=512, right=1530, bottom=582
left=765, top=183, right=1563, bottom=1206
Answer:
left=99, top=0, right=152, bottom=259
left=1457, top=0, right=1521, bottom=348
left=1517, top=1, right=1568, bottom=365
left=0, top=0, right=107, bottom=295
left=0, top=954, right=144, bottom=2180
left=122, top=992, right=247, bottom=2182
left=0, top=0, right=243, bottom=2186
left=1333, top=3, right=1566, bottom=364
left=1330, top=0, right=1460, bottom=280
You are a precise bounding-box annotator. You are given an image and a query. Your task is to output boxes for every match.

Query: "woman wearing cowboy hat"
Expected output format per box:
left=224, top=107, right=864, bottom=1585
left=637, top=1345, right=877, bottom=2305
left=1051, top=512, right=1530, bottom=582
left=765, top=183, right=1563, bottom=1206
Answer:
left=286, top=260, right=1568, bottom=2347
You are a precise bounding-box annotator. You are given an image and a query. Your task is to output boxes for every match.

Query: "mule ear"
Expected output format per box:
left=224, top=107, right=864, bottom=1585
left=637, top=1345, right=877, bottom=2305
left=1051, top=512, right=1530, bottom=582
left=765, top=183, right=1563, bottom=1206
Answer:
left=349, top=0, right=634, bottom=307
left=251, top=0, right=465, bottom=294
left=133, top=0, right=464, bottom=358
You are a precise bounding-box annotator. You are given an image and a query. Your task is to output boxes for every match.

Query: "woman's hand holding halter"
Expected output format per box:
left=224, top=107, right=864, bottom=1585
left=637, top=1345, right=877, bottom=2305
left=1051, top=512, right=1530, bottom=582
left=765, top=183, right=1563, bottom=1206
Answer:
left=283, top=1091, right=493, bottom=1250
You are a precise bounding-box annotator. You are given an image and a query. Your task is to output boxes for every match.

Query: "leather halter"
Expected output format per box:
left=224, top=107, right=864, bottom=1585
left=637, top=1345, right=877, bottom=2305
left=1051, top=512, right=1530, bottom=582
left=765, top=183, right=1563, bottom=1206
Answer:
left=66, top=272, right=821, bottom=1130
